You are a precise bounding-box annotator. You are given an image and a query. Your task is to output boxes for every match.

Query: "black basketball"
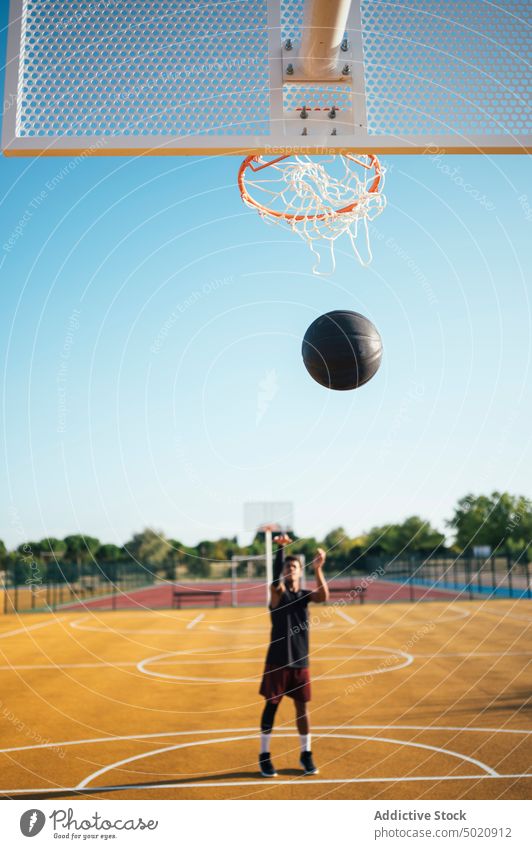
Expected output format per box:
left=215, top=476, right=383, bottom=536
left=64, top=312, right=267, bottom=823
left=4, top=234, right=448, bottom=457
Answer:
left=302, top=310, right=383, bottom=391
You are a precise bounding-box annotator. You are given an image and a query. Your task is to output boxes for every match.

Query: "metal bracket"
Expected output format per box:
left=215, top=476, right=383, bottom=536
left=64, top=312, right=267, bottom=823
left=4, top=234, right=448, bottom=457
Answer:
left=281, top=38, right=353, bottom=83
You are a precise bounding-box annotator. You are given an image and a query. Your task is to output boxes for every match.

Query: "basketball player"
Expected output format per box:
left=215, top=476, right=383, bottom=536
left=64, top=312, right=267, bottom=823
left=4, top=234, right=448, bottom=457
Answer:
left=258, top=534, right=328, bottom=777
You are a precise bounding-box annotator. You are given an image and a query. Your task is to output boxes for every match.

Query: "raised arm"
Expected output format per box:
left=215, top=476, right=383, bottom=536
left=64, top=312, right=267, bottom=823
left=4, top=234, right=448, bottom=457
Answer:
left=310, top=548, right=329, bottom=603
left=270, top=533, right=291, bottom=609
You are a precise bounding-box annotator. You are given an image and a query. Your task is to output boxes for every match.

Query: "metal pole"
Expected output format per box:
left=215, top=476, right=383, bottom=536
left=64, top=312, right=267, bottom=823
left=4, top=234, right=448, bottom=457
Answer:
left=467, top=557, right=473, bottom=600
left=507, top=559, right=513, bottom=598
left=231, top=557, right=237, bottom=608
left=300, top=0, right=352, bottom=79
left=265, top=529, right=273, bottom=606
left=525, top=555, right=532, bottom=598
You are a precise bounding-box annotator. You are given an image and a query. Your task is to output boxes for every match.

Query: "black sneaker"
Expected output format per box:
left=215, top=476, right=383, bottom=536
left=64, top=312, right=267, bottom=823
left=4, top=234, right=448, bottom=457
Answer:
left=300, top=750, right=319, bottom=775
left=259, top=753, right=278, bottom=777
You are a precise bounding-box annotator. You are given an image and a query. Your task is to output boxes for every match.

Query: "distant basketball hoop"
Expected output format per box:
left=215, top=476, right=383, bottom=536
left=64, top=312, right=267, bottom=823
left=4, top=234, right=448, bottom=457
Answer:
left=243, top=502, right=295, bottom=604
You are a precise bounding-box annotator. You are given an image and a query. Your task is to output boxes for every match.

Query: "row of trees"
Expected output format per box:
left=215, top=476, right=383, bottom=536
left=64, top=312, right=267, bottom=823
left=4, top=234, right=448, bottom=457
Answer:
left=1, top=491, right=530, bottom=585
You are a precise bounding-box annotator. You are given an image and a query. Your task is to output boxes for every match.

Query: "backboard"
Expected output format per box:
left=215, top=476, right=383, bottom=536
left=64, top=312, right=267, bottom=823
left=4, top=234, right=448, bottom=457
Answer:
left=2, top=0, right=530, bottom=156
left=243, top=502, right=294, bottom=535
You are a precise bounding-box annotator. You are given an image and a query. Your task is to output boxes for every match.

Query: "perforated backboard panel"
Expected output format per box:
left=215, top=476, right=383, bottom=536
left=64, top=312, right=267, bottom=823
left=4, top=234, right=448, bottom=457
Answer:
left=243, top=502, right=294, bottom=533
left=361, top=0, right=531, bottom=141
left=2, top=0, right=530, bottom=155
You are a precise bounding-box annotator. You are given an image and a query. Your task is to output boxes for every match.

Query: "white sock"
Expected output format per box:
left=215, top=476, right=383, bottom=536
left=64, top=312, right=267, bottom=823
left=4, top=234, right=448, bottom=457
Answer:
left=260, top=732, right=271, bottom=755
left=300, top=733, right=311, bottom=752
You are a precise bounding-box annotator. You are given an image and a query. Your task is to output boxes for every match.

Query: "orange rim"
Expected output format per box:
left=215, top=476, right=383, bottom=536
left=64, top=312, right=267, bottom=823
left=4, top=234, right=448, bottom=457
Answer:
left=238, top=153, right=383, bottom=222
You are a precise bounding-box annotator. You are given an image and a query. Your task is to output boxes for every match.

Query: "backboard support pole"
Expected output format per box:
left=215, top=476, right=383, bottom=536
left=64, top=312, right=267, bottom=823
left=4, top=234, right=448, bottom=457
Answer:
left=265, top=528, right=273, bottom=605
left=300, top=0, right=352, bottom=79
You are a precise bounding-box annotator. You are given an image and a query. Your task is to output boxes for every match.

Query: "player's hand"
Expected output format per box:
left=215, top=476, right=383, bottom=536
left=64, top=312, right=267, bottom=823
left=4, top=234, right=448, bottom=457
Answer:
left=274, top=533, right=292, bottom=546
left=313, top=548, right=326, bottom=570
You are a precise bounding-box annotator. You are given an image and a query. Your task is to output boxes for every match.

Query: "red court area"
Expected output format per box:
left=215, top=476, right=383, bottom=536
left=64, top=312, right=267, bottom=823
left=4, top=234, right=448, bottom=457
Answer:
left=61, top=579, right=459, bottom=611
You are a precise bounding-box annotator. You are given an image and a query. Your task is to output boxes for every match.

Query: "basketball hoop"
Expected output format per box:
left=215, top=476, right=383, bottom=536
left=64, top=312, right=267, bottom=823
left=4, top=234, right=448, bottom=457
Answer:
left=260, top=523, right=281, bottom=533
left=238, top=153, right=386, bottom=275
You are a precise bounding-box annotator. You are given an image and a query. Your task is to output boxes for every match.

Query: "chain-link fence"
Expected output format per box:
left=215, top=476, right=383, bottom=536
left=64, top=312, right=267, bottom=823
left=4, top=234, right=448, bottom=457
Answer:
left=2, top=553, right=530, bottom=613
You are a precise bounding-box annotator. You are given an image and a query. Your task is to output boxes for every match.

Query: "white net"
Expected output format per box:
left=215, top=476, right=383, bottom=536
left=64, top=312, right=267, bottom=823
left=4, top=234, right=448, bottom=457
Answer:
left=240, top=154, right=386, bottom=275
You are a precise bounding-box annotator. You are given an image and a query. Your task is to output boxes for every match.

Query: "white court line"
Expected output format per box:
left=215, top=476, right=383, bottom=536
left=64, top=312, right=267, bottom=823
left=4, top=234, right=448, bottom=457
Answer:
left=66, top=605, right=472, bottom=637
left=0, top=620, right=57, bottom=640
left=76, top=730, right=499, bottom=789
left=332, top=605, right=470, bottom=625
left=186, top=613, right=205, bottom=630
left=3, top=773, right=532, bottom=796
left=480, top=609, right=532, bottom=623
left=335, top=608, right=357, bottom=625
left=0, top=662, right=135, bottom=671
left=136, top=645, right=413, bottom=683
left=2, top=650, right=530, bottom=673
left=3, top=772, right=532, bottom=796
left=416, top=651, right=532, bottom=658
left=1, top=724, right=530, bottom=755
left=208, top=622, right=334, bottom=634
left=69, top=617, right=189, bottom=635
left=0, top=655, right=382, bottom=672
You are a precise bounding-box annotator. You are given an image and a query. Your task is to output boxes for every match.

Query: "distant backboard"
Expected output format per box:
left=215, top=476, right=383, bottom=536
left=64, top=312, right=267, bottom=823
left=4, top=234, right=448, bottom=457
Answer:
left=2, top=0, right=530, bottom=156
left=243, top=502, right=294, bottom=534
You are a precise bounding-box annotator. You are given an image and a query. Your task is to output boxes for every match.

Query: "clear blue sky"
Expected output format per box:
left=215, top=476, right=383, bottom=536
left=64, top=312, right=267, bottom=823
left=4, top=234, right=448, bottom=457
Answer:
left=1, top=19, right=531, bottom=550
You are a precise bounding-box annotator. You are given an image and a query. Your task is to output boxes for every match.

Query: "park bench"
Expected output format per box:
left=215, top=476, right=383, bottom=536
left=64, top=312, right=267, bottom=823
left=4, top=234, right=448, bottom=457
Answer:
left=172, top=589, right=223, bottom=608
left=328, top=584, right=366, bottom=604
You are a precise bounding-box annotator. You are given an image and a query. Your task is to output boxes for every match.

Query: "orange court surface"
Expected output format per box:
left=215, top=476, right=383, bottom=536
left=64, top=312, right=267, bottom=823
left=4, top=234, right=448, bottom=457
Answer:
left=0, top=599, right=531, bottom=801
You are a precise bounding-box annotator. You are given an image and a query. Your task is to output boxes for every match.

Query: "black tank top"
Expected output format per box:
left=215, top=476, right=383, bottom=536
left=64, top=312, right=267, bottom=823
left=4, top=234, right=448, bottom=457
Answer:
left=265, top=589, right=312, bottom=669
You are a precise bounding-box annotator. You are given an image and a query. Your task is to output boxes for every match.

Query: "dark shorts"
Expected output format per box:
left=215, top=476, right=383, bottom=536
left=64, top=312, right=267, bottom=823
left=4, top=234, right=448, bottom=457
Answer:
left=259, top=664, right=311, bottom=703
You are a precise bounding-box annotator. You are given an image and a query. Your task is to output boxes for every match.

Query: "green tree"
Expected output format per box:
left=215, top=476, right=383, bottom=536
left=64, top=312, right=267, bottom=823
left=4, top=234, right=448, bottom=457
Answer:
left=346, top=536, right=369, bottom=570
left=215, top=537, right=239, bottom=560
left=5, top=550, right=26, bottom=587
left=124, top=528, right=170, bottom=566
left=447, top=492, right=532, bottom=555
left=393, top=516, right=445, bottom=555
left=16, top=541, right=42, bottom=559
left=37, top=538, right=67, bottom=558
left=320, top=528, right=361, bottom=576
left=197, top=540, right=215, bottom=559
left=295, top=537, right=319, bottom=565
left=64, top=535, right=100, bottom=567
left=0, top=539, right=7, bottom=570
left=31, top=538, right=68, bottom=581
left=365, top=517, right=445, bottom=557
left=178, top=545, right=201, bottom=577
left=193, top=540, right=220, bottom=578
left=364, top=524, right=392, bottom=555
left=164, top=540, right=185, bottom=580
left=509, top=497, right=532, bottom=563
left=323, top=527, right=348, bottom=552
left=191, top=558, right=212, bottom=579
left=96, top=544, right=123, bottom=563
